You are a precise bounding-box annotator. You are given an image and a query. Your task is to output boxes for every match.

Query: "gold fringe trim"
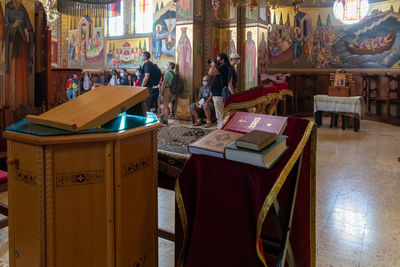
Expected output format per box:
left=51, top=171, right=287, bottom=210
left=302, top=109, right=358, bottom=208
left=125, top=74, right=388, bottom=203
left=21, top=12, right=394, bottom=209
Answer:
left=256, top=121, right=315, bottom=267
left=310, top=124, right=317, bottom=267
left=176, top=178, right=189, bottom=267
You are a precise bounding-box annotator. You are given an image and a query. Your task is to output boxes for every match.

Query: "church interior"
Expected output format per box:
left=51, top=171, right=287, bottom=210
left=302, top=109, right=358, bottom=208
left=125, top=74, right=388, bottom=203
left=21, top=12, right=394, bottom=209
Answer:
left=0, top=0, right=399, bottom=266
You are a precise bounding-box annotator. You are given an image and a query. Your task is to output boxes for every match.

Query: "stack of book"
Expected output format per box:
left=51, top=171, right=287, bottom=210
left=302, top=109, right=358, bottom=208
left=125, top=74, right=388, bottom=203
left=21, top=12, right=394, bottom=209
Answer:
left=188, top=112, right=288, bottom=169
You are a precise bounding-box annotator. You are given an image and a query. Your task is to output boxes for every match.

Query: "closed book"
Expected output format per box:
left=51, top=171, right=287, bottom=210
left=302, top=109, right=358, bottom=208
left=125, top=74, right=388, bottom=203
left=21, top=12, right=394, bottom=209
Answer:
left=188, top=130, right=244, bottom=158
left=235, top=130, right=276, bottom=151
left=224, top=135, right=288, bottom=169
left=223, top=112, right=287, bottom=135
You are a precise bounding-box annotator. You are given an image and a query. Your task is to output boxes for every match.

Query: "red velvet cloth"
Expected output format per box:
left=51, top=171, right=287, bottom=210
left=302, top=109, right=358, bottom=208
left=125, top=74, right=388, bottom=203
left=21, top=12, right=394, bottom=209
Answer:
left=177, top=117, right=314, bottom=267
left=273, top=82, right=289, bottom=92
left=0, top=170, right=7, bottom=185
left=224, top=85, right=280, bottom=107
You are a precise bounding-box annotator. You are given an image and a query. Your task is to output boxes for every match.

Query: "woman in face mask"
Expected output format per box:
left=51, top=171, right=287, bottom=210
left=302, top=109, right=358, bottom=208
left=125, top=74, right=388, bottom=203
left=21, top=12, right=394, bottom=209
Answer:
left=119, top=68, right=129, bottom=86
left=109, top=70, right=120, bottom=86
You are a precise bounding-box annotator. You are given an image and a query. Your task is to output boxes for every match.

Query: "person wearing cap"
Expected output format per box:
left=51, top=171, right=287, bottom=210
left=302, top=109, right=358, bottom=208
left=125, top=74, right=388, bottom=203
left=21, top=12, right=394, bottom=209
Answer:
left=222, top=53, right=240, bottom=103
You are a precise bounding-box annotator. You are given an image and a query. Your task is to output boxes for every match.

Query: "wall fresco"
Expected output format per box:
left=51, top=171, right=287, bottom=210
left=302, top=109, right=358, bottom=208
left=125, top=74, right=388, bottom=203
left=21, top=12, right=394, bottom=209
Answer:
left=68, top=16, right=104, bottom=69
left=268, top=4, right=400, bottom=69
left=242, top=27, right=258, bottom=89
left=176, top=0, right=192, bottom=20
left=106, top=37, right=150, bottom=69
left=153, top=0, right=176, bottom=67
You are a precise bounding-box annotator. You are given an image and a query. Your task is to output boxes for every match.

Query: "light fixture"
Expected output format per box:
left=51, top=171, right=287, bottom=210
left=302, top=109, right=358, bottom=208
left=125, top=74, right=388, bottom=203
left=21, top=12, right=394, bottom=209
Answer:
left=39, top=0, right=59, bottom=24
left=57, top=0, right=119, bottom=18
left=333, top=0, right=369, bottom=24
left=211, top=0, right=269, bottom=10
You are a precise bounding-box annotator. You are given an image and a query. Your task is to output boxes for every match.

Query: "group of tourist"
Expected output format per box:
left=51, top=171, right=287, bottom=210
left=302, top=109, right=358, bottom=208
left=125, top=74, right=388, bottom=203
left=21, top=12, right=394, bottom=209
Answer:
left=66, top=50, right=241, bottom=129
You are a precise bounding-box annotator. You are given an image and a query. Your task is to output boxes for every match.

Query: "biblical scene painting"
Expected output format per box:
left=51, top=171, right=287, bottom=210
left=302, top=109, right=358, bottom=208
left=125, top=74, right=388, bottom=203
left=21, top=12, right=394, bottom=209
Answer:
left=153, top=0, right=176, bottom=67
left=212, top=1, right=236, bottom=22
left=242, top=27, right=257, bottom=89
left=68, top=15, right=104, bottom=69
left=176, top=0, right=192, bottom=20
left=4, top=0, right=35, bottom=109
left=107, top=37, right=150, bottom=69
left=268, top=4, right=400, bottom=69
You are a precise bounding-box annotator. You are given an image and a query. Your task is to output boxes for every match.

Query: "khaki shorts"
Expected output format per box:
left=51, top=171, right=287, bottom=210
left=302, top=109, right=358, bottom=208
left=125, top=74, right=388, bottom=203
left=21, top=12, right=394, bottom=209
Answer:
left=159, top=87, right=174, bottom=105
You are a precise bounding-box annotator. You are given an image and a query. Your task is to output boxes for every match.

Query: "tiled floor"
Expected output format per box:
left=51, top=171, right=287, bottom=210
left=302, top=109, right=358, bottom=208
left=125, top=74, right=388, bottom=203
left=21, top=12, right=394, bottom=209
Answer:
left=1, top=117, right=400, bottom=267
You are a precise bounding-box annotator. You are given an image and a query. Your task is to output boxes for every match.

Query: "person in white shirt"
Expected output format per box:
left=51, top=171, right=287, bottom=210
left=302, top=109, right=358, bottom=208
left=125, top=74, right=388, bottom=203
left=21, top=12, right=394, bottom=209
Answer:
left=108, top=70, right=120, bottom=86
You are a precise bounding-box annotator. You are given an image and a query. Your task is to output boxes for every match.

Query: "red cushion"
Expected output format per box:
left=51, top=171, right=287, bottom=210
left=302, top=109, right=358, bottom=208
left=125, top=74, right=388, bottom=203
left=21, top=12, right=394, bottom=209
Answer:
left=0, top=170, right=7, bottom=184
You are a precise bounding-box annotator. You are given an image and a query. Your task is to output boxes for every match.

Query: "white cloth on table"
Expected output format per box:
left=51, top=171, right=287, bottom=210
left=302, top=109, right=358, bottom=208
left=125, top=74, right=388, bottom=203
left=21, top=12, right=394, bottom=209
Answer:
left=314, top=95, right=365, bottom=118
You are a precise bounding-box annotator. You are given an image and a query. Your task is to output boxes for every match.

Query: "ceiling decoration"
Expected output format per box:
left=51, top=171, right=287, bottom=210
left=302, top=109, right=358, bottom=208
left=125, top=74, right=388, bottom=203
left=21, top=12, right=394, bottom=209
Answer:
left=211, top=0, right=304, bottom=12
left=56, top=0, right=119, bottom=17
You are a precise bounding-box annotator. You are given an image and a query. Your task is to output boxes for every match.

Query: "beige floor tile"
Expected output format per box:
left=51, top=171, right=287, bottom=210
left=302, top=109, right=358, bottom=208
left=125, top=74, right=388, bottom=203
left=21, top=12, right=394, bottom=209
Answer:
left=317, top=255, right=359, bottom=267
left=317, top=233, right=362, bottom=262
left=359, top=246, right=400, bottom=267
left=158, top=238, right=174, bottom=267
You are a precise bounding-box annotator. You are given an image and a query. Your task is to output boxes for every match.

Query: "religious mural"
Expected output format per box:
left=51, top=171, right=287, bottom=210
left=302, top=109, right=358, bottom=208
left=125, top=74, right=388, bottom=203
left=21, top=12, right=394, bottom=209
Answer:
left=176, top=0, right=192, bottom=20
left=242, top=28, right=257, bottom=89
left=107, top=38, right=150, bottom=69
left=220, top=28, right=237, bottom=57
left=176, top=26, right=192, bottom=87
left=68, top=16, right=104, bottom=69
left=213, top=0, right=236, bottom=22
left=51, top=24, right=59, bottom=67
left=5, top=0, right=35, bottom=109
left=153, top=0, right=176, bottom=67
left=268, top=5, right=400, bottom=69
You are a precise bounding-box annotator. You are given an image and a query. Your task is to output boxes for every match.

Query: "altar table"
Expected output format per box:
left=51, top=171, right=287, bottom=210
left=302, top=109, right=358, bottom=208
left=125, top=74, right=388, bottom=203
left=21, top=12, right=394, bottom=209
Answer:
left=314, top=95, right=365, bottom=132
left=176, top=118, right=316, bottom=267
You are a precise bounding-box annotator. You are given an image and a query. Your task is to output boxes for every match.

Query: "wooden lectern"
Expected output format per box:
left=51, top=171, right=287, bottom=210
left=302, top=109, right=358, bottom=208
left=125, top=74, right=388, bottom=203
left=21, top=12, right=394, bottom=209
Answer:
left=3, top=86, right=161, bottom=267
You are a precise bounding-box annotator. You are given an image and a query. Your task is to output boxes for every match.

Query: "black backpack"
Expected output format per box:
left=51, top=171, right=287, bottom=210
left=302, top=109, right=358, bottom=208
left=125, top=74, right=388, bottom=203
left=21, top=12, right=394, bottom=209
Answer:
left=170, top=72, right=184, bottom=96
left=149, top=62, right=162, bottom=87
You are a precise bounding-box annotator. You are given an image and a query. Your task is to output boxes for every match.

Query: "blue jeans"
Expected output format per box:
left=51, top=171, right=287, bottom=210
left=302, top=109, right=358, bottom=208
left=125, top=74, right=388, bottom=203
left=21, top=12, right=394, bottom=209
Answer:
left=67, top=88, right=78, bottom=100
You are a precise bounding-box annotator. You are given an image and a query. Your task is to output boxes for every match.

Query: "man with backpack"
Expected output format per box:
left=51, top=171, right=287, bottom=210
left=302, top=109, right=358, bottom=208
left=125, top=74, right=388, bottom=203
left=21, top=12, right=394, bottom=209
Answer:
left=140, top=51, right=162, bottom=113
left=159, top=62, right=177, bottom=125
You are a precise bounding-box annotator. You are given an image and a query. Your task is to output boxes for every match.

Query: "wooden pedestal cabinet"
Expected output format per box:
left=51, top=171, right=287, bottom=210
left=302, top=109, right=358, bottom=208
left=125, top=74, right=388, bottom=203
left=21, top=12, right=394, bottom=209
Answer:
left=4, top=86, right=161, bottom=267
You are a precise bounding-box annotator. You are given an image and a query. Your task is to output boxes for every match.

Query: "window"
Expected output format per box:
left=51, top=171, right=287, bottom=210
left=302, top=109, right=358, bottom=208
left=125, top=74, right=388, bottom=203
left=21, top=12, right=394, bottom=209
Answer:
left=134, top=0, right=153, bottom=34
left=108, top=0, right=124, bottom=36
left=333, top=0, right=369, bottom=24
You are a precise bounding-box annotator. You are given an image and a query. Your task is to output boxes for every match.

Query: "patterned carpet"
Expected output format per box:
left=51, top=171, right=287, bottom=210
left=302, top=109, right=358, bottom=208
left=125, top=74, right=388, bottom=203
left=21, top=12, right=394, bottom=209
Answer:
left=158, top=125, right=213, bottom=156
left=0, top=125, right=212, bottom=267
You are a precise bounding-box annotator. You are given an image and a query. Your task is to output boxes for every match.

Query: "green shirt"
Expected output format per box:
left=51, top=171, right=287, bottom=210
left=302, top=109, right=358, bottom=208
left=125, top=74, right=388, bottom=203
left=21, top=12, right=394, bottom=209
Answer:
left=164, top=71, right=175, bottom=88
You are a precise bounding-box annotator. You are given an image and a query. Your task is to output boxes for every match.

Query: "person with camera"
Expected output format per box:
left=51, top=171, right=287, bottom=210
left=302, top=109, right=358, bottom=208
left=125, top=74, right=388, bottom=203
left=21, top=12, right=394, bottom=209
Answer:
left=208, top=53, right=231, bottom=129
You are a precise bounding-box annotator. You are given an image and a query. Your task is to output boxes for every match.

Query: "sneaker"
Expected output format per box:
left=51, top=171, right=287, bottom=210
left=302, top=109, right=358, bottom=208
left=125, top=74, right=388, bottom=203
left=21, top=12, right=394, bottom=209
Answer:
left=193, top=120, right=202, bottom=126
left=204, top=122, right=212, bottom=128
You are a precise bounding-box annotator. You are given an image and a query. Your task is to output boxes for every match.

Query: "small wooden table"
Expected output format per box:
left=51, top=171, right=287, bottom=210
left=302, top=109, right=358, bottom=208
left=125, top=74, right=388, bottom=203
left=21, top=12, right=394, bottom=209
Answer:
left=314, top=95, right=365, bottom=132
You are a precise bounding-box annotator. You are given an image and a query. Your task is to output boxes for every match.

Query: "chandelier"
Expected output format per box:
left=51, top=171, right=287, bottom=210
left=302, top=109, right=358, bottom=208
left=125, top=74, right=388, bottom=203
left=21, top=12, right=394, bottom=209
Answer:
left=57, top=0, right=119, bottom=17
left=211, top=0, right=302, bottom=11
left=39, top=0, right=59, bottom=24
left=212, top=0, right=269, bottom=10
